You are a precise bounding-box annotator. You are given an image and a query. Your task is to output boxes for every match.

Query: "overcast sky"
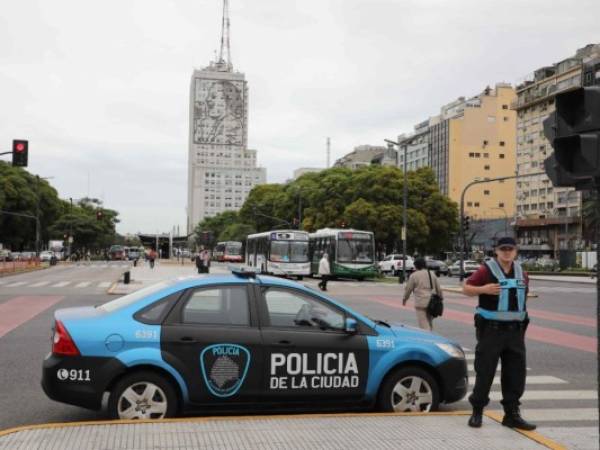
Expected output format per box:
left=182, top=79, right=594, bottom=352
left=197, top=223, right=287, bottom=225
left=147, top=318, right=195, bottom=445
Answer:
left=1, top=0, right=598, bottom=234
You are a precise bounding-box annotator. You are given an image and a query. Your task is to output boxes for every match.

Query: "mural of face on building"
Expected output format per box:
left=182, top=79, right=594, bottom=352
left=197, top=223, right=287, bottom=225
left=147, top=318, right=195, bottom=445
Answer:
left=194, top=79, right=244, bottom=145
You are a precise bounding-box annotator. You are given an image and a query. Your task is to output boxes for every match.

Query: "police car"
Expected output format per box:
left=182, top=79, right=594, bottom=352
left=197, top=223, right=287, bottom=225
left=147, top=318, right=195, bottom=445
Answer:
left=42, top=269, right=467, bottom=419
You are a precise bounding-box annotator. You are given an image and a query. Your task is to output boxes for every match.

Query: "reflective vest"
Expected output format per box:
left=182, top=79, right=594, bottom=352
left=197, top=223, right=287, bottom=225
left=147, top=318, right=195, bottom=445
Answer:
left=475, top=259, right=527, bottom=322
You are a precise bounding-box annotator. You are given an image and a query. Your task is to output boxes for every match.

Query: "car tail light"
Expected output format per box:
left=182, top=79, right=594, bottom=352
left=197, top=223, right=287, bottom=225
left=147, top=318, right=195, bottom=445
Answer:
left=52, top=320, right=80, bottom=356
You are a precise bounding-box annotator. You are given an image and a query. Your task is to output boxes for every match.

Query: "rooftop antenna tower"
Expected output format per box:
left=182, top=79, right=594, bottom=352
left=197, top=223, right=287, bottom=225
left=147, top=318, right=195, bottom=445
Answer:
left=218, top=0, right=232, bottom=71
left=326, top=137, right=331, bottom=168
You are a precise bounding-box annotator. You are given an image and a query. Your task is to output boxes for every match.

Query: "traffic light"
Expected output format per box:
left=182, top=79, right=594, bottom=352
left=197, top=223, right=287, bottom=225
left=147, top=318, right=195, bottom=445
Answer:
left=462, top=216, right=471, bottom=231
left=12, top=139, right=28, bottom=167
left=543, top=86, right=600, bottom=189
left=96, top=210, right=103, bottom=220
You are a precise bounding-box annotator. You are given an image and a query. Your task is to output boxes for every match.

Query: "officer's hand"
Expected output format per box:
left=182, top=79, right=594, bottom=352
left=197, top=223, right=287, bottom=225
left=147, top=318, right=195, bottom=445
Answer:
left=481, top=283, right=501, bottom=295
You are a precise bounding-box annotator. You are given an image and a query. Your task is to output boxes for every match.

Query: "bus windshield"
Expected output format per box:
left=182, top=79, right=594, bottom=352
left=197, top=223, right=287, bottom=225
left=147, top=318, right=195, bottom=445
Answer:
left=270, top=241, right=309, bottom=263
left=226, top=243, right=242, bottom=255
left=337, top=238, right=374, bottom=263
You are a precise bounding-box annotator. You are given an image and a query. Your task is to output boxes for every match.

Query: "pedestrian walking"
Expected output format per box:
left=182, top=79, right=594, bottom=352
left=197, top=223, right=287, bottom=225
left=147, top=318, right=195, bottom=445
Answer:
left=202, top=249, right=211, bottom=274
left=318, top=253, right=331, bottom=291
left=402, top=258, right=442, bottom=331
left=463, top=236, right=536, bottom=430
left=195, top=252, right=203, bottom=274
left=148, top=249, right=156, bottom=269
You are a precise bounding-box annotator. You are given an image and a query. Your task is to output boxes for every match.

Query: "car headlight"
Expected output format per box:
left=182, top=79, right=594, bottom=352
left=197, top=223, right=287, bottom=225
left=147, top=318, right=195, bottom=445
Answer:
left=435, top=343, right=465, bottom=359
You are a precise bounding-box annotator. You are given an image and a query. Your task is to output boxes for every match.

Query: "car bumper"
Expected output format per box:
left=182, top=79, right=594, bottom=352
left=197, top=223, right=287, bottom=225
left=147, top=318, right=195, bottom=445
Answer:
left=436, top=357, right=468, bottom=404
left=41, top=353, right=126, bottom=410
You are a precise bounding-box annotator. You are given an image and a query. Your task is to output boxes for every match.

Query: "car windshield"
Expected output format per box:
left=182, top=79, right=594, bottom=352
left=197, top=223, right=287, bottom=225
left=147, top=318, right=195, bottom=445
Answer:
left=226, top=243, right=242, bottom=255
left=337, top=238, right=374, bottom=263
left=97, top=281, right=172, bottom=313
left=270, top=241, right=309, bottom=263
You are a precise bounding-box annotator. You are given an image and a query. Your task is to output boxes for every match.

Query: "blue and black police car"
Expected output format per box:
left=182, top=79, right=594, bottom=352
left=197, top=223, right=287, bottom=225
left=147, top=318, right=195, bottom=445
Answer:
left=42, top=269, right=467, bottom=419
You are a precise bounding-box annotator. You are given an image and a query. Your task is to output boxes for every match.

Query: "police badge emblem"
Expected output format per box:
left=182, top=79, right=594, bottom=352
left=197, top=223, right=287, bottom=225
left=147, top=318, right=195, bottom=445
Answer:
left=200, top=343, right=251, bottom=397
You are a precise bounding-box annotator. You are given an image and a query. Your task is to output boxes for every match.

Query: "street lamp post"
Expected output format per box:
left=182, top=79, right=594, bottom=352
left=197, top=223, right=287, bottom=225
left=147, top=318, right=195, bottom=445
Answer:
left=385, top=139, right=407, bottom=283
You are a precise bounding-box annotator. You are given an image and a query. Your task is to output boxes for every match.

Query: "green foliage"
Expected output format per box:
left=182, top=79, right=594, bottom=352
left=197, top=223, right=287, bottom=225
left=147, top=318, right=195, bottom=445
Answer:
left=235, top=165, right=458, bottom=255
left=219, top=223, right=256, bottom=242
left=0, top=162, right=120, bottom=252
left=193, top=210, right=240, bottom=248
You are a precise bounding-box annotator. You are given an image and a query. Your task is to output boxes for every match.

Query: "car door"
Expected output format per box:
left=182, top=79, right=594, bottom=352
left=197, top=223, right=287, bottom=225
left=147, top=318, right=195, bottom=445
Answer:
left=256, top=285, right=371, bottom=403
left=161, top=283, right=263, bottom=405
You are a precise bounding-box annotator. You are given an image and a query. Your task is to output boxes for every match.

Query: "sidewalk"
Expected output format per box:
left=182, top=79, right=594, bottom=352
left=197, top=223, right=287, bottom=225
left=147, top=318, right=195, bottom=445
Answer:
left=107, top=261, right=231, bottom=295
left=0, top=412, right=568, bottom=450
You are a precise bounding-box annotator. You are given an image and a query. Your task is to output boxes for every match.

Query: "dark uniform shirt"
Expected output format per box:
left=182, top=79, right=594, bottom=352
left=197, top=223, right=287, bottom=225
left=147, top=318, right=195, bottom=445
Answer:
left=466, top=261, right=529, bottom=312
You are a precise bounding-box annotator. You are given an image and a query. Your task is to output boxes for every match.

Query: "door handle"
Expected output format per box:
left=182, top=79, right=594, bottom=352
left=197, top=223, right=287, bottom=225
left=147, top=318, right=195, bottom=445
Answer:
left=179, top=336, right=198, bottom=343
left=273, top=340, right=295, bottom=348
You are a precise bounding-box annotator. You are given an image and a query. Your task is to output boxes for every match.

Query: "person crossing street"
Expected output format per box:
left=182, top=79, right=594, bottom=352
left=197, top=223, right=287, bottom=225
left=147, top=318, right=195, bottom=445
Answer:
left=318, top=253, right=331, bottom=291
left=462, top=237, right=536, bottom=431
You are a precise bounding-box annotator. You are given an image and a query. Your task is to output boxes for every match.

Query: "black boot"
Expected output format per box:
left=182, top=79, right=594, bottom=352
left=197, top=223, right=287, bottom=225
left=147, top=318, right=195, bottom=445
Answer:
left=502, top=408, right=536, bottom=431
left=468, top=407, right=483, bottom=428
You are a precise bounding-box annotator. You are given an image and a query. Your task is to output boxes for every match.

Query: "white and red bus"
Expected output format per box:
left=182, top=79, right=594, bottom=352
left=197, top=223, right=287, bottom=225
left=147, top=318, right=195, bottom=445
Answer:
left=212, top=241, right=243, bottom=263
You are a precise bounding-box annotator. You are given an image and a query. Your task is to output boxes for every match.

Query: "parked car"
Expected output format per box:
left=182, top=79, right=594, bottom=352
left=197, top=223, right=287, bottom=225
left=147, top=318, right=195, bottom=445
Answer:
left=42, top=269, right=468, bottom=419
left=378, top=254, right=415, bottom=275
left=426, top=260, right=449, bottom=276
left=128, top=248, right=141, bottom=260
left=40, top=251, right=54, bottom=262
left=109, top=245, right=126, bottom=261
left=448, top=260, right=480, bottom=277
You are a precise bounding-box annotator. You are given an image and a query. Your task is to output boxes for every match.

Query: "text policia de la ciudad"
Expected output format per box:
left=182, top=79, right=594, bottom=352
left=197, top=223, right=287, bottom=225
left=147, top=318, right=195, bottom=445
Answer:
left=270, top=352, right=359, bottom=389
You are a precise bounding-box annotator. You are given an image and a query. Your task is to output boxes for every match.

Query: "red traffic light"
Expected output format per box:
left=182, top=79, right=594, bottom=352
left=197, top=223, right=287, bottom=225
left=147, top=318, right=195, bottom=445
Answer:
left=15, top=142, right=25, bottom=152
left=12, top=139, right=28, bottom=167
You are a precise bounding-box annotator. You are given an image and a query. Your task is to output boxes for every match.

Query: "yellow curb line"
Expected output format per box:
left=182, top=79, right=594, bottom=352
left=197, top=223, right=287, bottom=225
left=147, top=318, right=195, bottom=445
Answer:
left=0, top=411, right=476, bottom=438
left=484, top=411, right=567, bottom=450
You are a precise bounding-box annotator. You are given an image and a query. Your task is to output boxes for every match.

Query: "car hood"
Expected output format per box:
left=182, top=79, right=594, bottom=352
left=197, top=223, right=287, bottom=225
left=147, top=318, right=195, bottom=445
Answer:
left=386, top=322, right=454, bottom=345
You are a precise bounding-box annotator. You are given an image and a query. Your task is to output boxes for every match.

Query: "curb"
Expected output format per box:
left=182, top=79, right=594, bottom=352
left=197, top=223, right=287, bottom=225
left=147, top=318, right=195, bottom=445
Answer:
left=0, top=411, right=566, bottom=449
left=0, top=265, right=49, bottom=278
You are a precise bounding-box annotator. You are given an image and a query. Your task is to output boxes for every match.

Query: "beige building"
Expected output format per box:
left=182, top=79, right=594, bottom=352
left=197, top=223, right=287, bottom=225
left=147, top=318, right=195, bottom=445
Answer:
left=429, top=84, right=517, bottom=220
left=512, top=44, right=600, bottom=255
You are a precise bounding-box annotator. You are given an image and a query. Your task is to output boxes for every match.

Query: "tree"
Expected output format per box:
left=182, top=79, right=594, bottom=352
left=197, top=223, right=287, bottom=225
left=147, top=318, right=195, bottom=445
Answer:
left=193, top=211, right=240, bottom=248
left=219, top=223, right=256, bottom=242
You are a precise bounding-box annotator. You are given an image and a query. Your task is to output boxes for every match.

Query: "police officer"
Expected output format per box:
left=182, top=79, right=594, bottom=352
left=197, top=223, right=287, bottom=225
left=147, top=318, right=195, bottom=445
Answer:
left=462, top=237, right=536, bottom=430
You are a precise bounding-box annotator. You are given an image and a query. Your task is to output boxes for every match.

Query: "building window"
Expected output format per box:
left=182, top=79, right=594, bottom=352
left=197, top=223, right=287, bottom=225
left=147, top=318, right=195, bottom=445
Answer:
left=474, top=202, right=480, bottom=207
left=499, top=202, right=504, bottom=208
left=484, top=153, right=489, bottom=158
left=469, top=152, right=474, bottom=158
left=503, top=116, right=509, bottom=122
left=484, top=190, right=490, bottom=195
left=467, top=202, right=473, bottom=207
left=483, top=140, right=488, bottom=146
left=484, top=165, right=490, bottom=170
left=499, top=141, right=505, bottom=146
left=475, top=153, right=481, bottom=157
left=502, top=105, right=508, bottom=109
left=499, top=154, right=505, bottom=159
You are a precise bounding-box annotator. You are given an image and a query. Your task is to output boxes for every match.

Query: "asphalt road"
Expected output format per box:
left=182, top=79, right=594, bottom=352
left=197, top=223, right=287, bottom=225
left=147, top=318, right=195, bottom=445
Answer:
left=0, top=262, right=597, bottom=447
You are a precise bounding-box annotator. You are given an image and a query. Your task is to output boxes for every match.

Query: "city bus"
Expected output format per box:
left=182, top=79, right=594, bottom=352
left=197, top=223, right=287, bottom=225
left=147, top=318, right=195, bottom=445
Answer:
left=309, top=228, right=377, bottom=280
left=245, top=230, right=310, bottom=278
left=212, top=241, right=243, bottom=263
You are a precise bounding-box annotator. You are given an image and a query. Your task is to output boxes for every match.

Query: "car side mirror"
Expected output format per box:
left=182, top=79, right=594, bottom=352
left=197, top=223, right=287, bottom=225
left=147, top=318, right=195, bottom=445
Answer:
left=345, top=317, right=358, bottom=334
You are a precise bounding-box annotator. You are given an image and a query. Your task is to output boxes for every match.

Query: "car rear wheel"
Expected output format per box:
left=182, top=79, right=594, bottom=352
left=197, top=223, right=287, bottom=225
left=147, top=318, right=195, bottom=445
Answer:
left=109, top=371, right=178, bottom=420
left=378, top=367, right=439, bottom=413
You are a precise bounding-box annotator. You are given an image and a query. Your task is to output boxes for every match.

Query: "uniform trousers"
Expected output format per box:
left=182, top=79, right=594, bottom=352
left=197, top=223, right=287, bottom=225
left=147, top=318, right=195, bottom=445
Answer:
left=468, top=318, right=527, bottom=412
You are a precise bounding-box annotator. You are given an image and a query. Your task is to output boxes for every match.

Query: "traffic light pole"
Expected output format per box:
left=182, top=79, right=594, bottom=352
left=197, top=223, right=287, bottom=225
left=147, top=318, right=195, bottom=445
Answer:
left=459, top=172, right=546, bottom=281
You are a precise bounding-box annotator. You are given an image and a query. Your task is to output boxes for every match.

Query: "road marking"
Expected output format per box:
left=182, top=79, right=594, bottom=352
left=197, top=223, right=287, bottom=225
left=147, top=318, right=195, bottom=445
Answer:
left=74, top=282, right=91, bottom=288
left=97, top=282, right=111, bottom=288
left=468, top=375, right=567, bottom=386
left=489, top=408, right=598, bottom=422
left=489, top=390, right=597, bottom=401
left=4, top=281, right=27, bottom=287
left=468, top=363, right=531, bottom=372
left=30, top=281, right=50, bottom=287
left=0, top=296, right=64, bottom=338
left=369, top=297, right=597, bottom=354
left=51, top=281, right=70, bottom=287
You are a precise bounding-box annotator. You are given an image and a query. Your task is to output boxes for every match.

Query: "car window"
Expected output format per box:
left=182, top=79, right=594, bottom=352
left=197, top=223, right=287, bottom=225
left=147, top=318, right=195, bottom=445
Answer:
left=97, top=281, right=173, bottom=312
left=182, top=286, right=249, bottom=326
left=134, top=291, right=181, bottom=324
left=264, top=288, right=344, bottom=331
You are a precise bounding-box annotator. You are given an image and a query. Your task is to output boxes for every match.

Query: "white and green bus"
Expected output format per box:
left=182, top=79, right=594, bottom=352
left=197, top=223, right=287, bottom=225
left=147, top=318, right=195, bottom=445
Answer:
left=245, top=230, right=310, bottom=279
left=309, top=228, right=377, bottom=280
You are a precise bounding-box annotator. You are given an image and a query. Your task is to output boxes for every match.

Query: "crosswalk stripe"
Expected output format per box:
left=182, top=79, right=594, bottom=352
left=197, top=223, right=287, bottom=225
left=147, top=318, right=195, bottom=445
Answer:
left=489, top=390, right=597, bottom=401
left=5, top=281, right=27, bottom=287
left=467, top=363, right=531, bottom=372
left=468, top=375, right=567, bottom=386
left=51, top=281, right=70, bottom=287
left=489, top=408, right=598, bottom=422
left=97, top=282, right=111, bottom=288
left=30, top=281, right=50, bottom=287
left=75, top=282, right=91, bottom=288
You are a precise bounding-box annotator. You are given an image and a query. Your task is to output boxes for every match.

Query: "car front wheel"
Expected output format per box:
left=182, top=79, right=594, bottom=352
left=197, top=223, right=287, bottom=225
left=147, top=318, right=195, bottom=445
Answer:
left=377, top=367, right=439, bottom=413
left=108, top=371, right=178, bottom=420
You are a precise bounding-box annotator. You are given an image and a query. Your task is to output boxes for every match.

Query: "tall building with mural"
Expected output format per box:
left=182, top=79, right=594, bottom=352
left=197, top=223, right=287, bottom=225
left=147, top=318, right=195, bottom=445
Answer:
left=187, top=0, right=266, bottom=233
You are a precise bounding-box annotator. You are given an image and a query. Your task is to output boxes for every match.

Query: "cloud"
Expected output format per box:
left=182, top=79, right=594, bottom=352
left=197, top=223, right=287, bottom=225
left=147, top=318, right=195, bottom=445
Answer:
left=1, top=0, right=599, bottom=234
